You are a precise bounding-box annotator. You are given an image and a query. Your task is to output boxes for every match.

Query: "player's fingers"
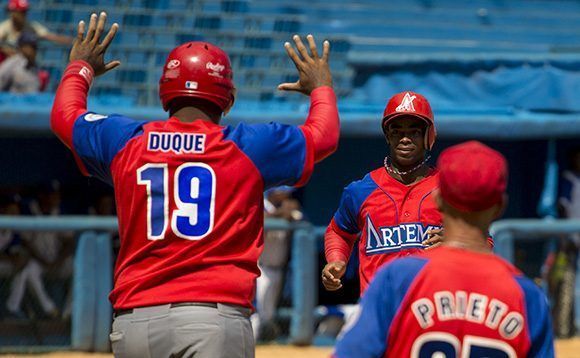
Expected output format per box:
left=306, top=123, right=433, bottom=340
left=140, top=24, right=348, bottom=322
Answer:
left=98, top=23, right=119, bottom=52
left=422, top=237, right=434, bottom=246
left=322, top=269, right=335, bottom=280
left=103, top=60, right=121, bottom=73
left=329, top=265, right=344, bottom=276
left=76, top=20, right=85, bottom=43
left=293, top=35, right=312, bottom=62
left=321, top=40, right=330, bottom=63
left=284, top=41, right=303, bottom=69
left=277, top=82, right=301, bottom=92
left=323, top=280, right=342, bottom=291
left=91, top=11, right=107, bottom=45
left=84, top=13, right=98, bottom=43
left=425, top=242, right=442, bottom=251
left=427, top=228, right=443, bottom=234
left=306, top=34, right=319, bottom=60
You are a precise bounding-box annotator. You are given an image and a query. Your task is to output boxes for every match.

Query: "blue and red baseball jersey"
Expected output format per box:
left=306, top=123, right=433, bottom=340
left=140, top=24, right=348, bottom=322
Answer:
left=334, top=246, right=554, bottom=358
left=328, top=168, right=442, bottom=293
left=70, top=113, right=314, bottom=309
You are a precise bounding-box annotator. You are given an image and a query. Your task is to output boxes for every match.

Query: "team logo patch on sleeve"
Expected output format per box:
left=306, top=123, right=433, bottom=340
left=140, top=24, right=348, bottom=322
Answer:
left=83, top=113, right=108, bottom=122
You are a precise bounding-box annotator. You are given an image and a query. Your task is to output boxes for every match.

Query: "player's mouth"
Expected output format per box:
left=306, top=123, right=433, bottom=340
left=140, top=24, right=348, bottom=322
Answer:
left=396, top=147, right=415, bottom=156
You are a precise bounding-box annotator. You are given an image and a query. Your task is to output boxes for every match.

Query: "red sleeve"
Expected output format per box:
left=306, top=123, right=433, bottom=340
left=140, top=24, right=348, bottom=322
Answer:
left=294, top=126, right=314, bottom=187
left=299, top=86, right=339, bottom=164
left=50, top=60, right=94, bottom=149
left=325, top=218, right=358, bottom=263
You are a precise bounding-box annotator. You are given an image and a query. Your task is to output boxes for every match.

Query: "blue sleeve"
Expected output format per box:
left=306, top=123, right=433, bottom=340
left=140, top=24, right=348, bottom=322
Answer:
left=72, top=112, right=145, bottom=185
left=514, top=276, right=555, bottom=358
left=334, top=257, right=428, bottom=358
left=222, top=122, right=309, bottom=189
left=333, top=186, right=360, bottom=234
left=333, top=175, right=378, bottom=234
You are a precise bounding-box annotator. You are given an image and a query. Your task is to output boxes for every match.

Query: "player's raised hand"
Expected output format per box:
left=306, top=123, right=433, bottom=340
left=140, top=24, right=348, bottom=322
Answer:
left=278, top=34, right=332, bottom=96
left=69, top=12, right=120, bottom=76
left=322, top=261, right=346, bottom=291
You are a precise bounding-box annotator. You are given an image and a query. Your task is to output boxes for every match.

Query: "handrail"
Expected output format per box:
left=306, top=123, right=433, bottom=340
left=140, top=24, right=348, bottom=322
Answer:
left=0, top=216, right=312, bottom=231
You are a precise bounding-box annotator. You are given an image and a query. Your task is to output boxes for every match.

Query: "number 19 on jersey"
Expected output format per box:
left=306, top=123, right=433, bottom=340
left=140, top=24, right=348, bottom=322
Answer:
left=137, top=162, right=216, bottom=241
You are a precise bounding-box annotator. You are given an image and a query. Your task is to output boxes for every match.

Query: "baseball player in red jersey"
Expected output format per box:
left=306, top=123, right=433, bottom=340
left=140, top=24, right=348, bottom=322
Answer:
left=50, top=12, right=339, bottom=357
left=334, top=141, right=554, bottom=357
left=323, top=91, right=445, bottom=295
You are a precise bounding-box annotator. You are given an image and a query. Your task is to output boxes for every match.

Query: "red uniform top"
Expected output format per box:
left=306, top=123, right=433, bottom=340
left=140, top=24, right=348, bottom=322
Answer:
left=334, top=246, right=554, bottom=357
left=51, top=61, right=339, bottom=309
left=325, top=167, right=443, bottom=294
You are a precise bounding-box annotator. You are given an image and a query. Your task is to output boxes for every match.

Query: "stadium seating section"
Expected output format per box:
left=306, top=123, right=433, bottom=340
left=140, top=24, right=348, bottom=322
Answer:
left=17, top=0, right=580, bottom=109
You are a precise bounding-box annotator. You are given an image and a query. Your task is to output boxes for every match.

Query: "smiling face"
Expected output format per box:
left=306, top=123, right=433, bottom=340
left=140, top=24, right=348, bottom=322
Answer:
left=384, top=116, right=428, bottom=168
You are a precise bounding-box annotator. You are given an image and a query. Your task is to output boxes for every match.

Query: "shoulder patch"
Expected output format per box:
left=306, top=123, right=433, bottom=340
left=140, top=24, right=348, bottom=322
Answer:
left=83, top=113, right=108, bottom=122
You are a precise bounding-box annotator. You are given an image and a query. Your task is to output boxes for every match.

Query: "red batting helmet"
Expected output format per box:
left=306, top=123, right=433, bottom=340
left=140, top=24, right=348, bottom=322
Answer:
left=159, top=42, right=235, bottom=112
left=7, top=0, right=29, bottom=11
left=382, top=91, right=436, bottom=150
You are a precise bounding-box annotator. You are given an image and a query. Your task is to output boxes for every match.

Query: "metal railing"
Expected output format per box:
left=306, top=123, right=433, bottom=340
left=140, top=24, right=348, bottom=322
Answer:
left=0, top=216, right=318, bottom=351
left=491, top=218, right=580, bottom=332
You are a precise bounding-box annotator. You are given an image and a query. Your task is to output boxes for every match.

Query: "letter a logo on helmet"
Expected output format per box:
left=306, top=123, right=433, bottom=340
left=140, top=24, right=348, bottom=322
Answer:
left=159, top=42, right=235, bottom=113
left=395, top=92, right=417, bottom=112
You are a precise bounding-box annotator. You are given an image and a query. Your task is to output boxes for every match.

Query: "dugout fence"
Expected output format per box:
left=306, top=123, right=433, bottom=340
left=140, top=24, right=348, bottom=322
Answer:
left=0, top=216, right=579, bottom=352
left=0, top=216, right=318, bottom=352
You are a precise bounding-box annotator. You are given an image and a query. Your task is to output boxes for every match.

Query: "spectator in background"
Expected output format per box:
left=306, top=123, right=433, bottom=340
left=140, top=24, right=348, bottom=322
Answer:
left=0, top=31, right=45, bottom=92
left=559, top=147, right=580, bottom=223
left=6, top=181, right=74, bottom=320
left=547, top=147, right=580, bottom=337
left=0, top=194, right=27, bottom=315
left=252, top=186, right=303, bottom=341
left=0, top=0, right=71, bottom=58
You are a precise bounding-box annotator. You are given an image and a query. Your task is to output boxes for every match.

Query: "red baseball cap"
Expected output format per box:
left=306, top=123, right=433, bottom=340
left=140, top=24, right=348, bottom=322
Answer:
left=437, top=141, right=508, bottom=212
left=7, top=0, right=29, bottom=11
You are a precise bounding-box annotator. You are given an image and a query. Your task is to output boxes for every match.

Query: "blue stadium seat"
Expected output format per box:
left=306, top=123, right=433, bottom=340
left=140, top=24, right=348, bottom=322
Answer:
left=41, top=48, right=65, bottom=63
left=126, top=50, right=148, bottom=64
left=141, top=0, right=170, bottom=9
left=168, top=0, right=195, bottom=10
left=45, top=9, right=73, bottom=24
left=175, top=34, right=206, bottom=45
left=155, top=51, right=168, bottom=65
left=123, top=14, right=152, bottom=27
left=222, top=1, right=250, bottom=13
left=118, top=31, right=140, bottom=46
left=117, top=70, right=147, bottom=84
left=273, top=19, right=301, bottom=33
left=244, top=36, right=272, bottom=50
left=155, top=33, right=175, bottom=47
left=194, top=16, right=221, bottom=30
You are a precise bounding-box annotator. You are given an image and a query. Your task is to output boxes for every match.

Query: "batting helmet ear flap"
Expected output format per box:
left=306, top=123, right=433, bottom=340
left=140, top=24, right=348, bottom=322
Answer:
left=425, top=123, right=437, bottom=150
left=222, top=87, right=237, bottom=117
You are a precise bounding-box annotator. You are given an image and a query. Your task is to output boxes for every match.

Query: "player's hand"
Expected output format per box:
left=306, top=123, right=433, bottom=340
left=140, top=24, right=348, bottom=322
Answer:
left=69, top=12, right=120, bottom=76
left=278, top=34, right=332, bottom=96
left=423, top=228, right=444, bottom=250
left=322, top=261, right=346, bottom=291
